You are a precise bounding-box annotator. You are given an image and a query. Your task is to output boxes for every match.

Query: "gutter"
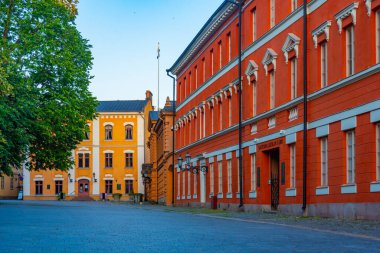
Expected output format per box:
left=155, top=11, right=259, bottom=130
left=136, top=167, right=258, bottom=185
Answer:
left=302, top=0, right=308, bottom=213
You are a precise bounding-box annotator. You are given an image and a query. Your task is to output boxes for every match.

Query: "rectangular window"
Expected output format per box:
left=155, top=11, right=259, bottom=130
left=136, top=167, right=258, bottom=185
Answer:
left=227, top=160, right=232, bottom=193
left=177, top=173, right=180, bottom=197
left=252, top=8, right=257, bottom=42
left=219, top=103, right=223, bottom=130
left=219, top=41, right=222, bottom=69
left=253, top=81, right=257, bottom=116
left=347, top=130, right=355, bottom=184
left=55, top=180, right=62, bottom=195
left=377, top=10, right=380, bottom=63
left=202, top=58, right=206, bottom=82
left=210, top=50, right=214, bottom=75
left=251, top=154, right=256, bottom=191
left=290, top=144, right=296, bottom=188
left=35, top=181, right=43, bottom=195
left=321, top=41, right=328, bottom=87
left=105, top=153, right=113, bottom=168
left=377, top=123, right=380, bottom=180
left=125, top=180, right=133, bottom=194
left=211, top=107, right=214, bottom=134
left=105, top=180, right=113, bottom=194
left=270, top=0, right=275, bottom=28
left=270, top=71, right=275, bottom=109
left=78, top=153, right=83, bottom=168
left=228, top=97, right=232, bottom=126
left=210, top=163, right=214, bottom=194
left=194, top=173, right=197, bottom=195
left=10, top=177, right=14, bottom=190
left=291, top=0, right=297, bottom=11
left=0, top=176, right=4, bottom=189
left=237, top=158, right=240, bottom=193
left=346, top=25, right=355, bottom=76
left=189, top=72, right=192, bottom=93
left=182, top=172, right=185, bottom=197
left=290, top=58, right=297, bottom=99
left=105, top=125, right=112, bottom=140
left=218, top=161, right=223, bottom=194
left=178, top=82, right=181, bottom=103
left=125, top=153, right=133, bottom=168
left=187, top=171, right=191, bottom=196
left=184, top=77, right=187, bottom=98
left=228, top=32, right=232, bottom=61
left=195, top=66, right=198, bottom=89
left=189, top=120, right=192, bottom=143
left=84, top=153, right=89, bottom=168
left=203, top=109, right=206, bottom=138
left=320, top=137, right=328, bottom=186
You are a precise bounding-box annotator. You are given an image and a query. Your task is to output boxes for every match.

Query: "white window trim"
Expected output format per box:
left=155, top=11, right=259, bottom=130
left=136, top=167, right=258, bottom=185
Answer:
left=290, top=144, right=296, bottom=188
left=376, top=123, right=380, bottom=180
left=218, top=161, right=223, bottom=194
left=270, top=0, right=275, bottom=28
left=210, top=163, right=214, bottom=194
left=376, top=9, right=380, bottom=64
left=290, top=58, right=297, bottom=99
left=250, top=153, right=256, bottom=192
left=346, top=130, right=356, bottom=184
left=320, top=137, right=328, bottom=187
left=227, top=160, right=232, bottom=193
left=346, top=25, right=355, bottom=77
left=321, top=41, right=328, bottom=88
left=270, top=71, right=275, bottom=109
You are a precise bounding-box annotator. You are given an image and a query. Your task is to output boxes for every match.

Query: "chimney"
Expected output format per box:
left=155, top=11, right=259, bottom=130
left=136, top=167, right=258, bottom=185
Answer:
left=145, top=90, right=153, bottom=101
left=165, top=96, right=171, bottom=107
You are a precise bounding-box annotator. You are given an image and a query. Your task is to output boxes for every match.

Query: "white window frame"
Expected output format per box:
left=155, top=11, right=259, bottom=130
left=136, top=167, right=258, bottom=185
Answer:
left=290, top=144, right=296, bottom=188
left=346, top=25, right=355, bottom=76
left=218, top=161, right=223, bottom=194
left=211, top=106, right=214, bottom=134
left=320, top=137, right=328, bottom=187
left=219, top=41, right=222, bottom=69
left=228, top=97, right=232, bottom=126
left=376, top=10, right=380, bottom=63
left=227, top=160, right=232, bottom=193
left=251, top=154, right=256, bottom=192
left=219, top=102, right=223, bottom=130
left=194, top=172, right=197, bottom=195
left=187, top=170, right=191, bottom=196
left=376, top=123, right=380, bottom=180
left=182, top=171, right=186, bottom=197
left=252, top=8, right=257, bottom=42
left=195, top=66, right=198, bottom=89
left=189, top=120, right=192, bottom=144
left=228, top=33, right=232, bottom=61
left=202, top=58, right=206, bottom=82
left=270, top=0, right=275, bottom=28
left=321, top=41, right=328, bottom=87
left=291, top=0, right=297, bottom=11
left=177, top=173, right=180, bottom=197
left=210, top=163, right=214, bottom=194
left=346, top=130, right=356, bottom=184
left=211, top=50, right=214, bottom=75
left=290, top=58, right=297, bottom=99
left=253, top=81, right=257, bottom=116
left=270, top=71, right=275, bottom=109
left=203, top=109, right=206, bottom=138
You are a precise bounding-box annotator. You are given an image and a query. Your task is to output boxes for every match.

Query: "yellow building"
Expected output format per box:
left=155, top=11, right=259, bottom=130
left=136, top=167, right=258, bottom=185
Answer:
left=0, top=167, right=21, bottom=199
left=23, top=91, right=153, bottom=200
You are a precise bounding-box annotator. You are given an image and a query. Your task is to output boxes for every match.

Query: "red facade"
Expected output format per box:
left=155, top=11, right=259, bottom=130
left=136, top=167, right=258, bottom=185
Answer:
left=168, top=0, right=380, bottom=219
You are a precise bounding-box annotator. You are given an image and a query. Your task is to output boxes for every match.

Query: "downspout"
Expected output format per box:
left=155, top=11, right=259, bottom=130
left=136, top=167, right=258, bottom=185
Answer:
left=166, top=70, right=176, bottom=206
left=302, top=0, right=308, bottom=213
left=138, top=112, right=146, bottom=199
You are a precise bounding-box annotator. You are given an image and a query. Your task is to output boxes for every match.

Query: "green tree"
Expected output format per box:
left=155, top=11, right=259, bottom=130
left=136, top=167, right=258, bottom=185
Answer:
left=0, top=0, right=98, bottom=175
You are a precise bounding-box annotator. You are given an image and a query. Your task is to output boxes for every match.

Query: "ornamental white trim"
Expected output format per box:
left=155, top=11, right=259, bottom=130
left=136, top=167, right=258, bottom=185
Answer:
left=103, top=122, right=114, bottom=126
left=123, top=150, right=135, bottom=153
left=289, top=107, right=298, bottom=121
left=262, top=48, right=278, bottom=75
left=268, top=116, right=276, bottom=129
left=103, top=150, right=114, bottom=154
left=281, top=33, right=301, bottom=63
left=311, top=21, right=332, bottom=48
left=335, top=2, right=359, bottom=34
left=245, top=60, right=259, bottom=84
left=364, top=0, right=372, bottom=17
left=123, top=122, right=134, bottom=126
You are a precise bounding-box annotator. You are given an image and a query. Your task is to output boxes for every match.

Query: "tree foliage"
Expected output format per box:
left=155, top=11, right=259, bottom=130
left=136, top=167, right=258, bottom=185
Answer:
left=0, top=0, right=98, bottom=175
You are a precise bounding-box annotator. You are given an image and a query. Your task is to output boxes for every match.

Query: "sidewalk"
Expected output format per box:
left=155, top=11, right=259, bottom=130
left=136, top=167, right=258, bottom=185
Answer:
left=134, top=203, right=380, bottom=239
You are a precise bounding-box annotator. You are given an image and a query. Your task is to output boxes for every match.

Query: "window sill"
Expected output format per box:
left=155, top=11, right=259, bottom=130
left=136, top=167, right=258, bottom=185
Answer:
left=249, top=191, right=257, bottom=198
left=181, top=195, right=185, bottom=200
left=176, top=196, right=180, bottom=200
left=370, top=181, right=380, bottom=192
left=226, top=192, right=232, bottom=199
left=217, top=193, right=223, bottom=199
left=236, top=192, right=241, bottom=198
left=341, top=184, right=357, bottom=194
left=316, top=186, right=329, bottom=195
left=187, top=195, right=191, bottom=199
left=285, top=188, right=296, bottom=197
left=193, top=194, right=197, bottom=199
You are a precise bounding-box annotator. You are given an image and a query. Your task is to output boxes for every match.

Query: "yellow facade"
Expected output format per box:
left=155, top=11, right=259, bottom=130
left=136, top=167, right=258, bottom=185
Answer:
left=23, top=91, right=153, bottom=200
left=0, top=167, right=21, bottom=199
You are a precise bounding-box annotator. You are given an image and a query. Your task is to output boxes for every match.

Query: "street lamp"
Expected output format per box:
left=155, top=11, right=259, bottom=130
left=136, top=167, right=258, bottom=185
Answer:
left=177, top=154, right=208, bottom=174
left=92, top=172, right=97, bottom=183
left=68, top=173, right=73, bottom=183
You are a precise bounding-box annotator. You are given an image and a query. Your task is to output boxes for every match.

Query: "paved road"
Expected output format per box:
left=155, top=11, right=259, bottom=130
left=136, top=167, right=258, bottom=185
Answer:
left=0, top=201, right=379, bottom=253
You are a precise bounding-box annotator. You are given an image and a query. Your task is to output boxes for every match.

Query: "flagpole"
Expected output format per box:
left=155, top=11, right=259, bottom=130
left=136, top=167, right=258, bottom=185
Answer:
left=157, top=42, right=160, bottom=111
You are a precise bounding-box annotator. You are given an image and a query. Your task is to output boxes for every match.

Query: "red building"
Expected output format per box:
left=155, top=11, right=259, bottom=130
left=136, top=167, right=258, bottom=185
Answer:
left=168, top=0, right=380, bottom=219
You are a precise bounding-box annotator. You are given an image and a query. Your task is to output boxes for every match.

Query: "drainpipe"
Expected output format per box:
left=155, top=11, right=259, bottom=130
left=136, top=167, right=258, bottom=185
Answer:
left=166, top=70, right=176, bottom=206
left=302, top=0, right=308, bottom=213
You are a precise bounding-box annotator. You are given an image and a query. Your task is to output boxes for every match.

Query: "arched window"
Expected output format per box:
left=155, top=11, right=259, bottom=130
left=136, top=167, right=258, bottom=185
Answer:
left=125, top=125, right=133, bottom=140
left=105, top=125, right=113, bottom=140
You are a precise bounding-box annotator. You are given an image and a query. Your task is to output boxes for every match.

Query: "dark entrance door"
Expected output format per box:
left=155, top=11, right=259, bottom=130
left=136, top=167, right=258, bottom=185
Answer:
left=78, top=179, right=90, bottom=196
left=269, top=149, right=280, bottom=210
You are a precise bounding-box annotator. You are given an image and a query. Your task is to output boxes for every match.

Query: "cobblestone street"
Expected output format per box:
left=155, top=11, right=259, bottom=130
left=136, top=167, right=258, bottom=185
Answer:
left=0, top=200, right=379, bottom=252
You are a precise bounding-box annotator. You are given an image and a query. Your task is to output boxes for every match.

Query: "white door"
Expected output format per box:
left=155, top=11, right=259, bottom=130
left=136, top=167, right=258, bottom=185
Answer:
left=200, top=171, right=206, bottom=203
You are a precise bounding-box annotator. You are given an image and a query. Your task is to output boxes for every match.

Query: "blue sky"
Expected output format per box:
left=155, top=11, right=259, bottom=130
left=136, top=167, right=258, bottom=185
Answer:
left=76, top=0, right=222, bottom=109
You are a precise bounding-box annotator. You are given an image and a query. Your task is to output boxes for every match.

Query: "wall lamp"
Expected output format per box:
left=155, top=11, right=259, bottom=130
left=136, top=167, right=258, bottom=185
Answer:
left=177, top=153, right=208, bottom=174
left=92, top=172, right=98, bottom=183
left=68, top=173, right=73, bottom=183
